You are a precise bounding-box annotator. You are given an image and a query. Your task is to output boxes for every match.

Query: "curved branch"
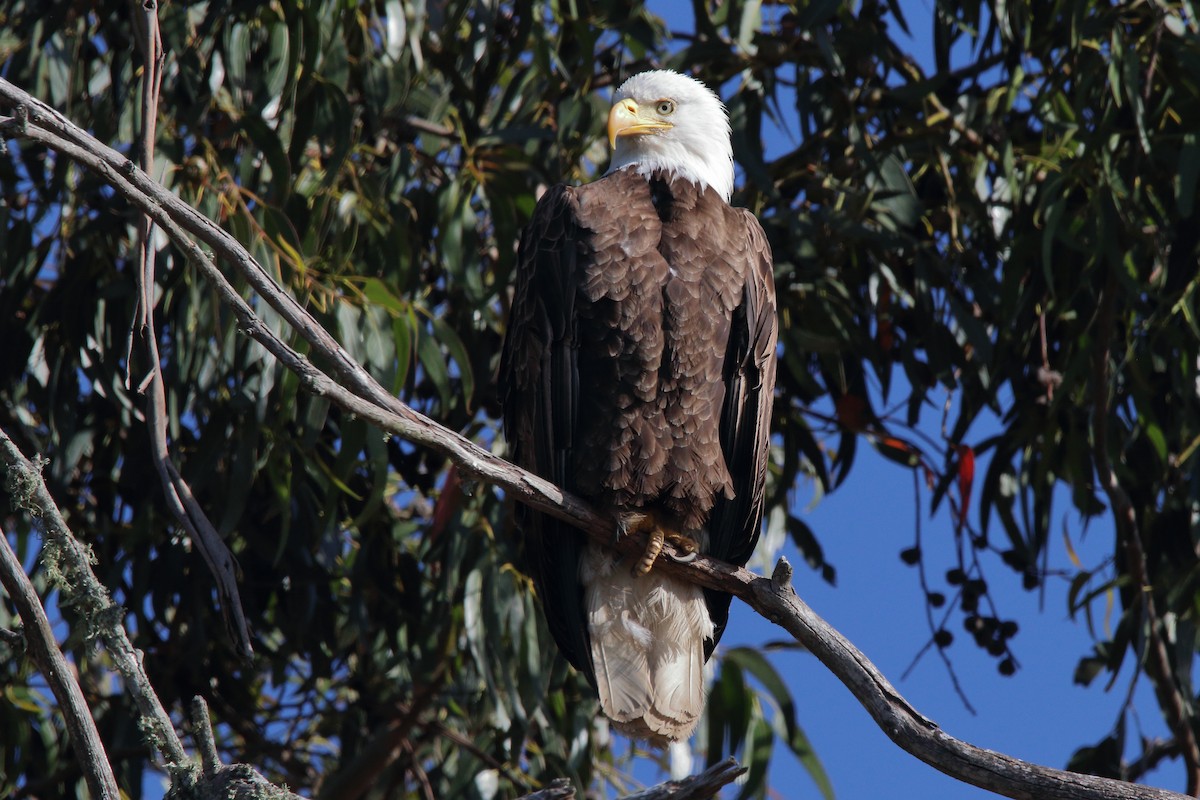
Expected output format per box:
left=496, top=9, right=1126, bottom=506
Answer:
left=0, top=429, right=308, bottom=800
left=739, top=561, right=1188, bottom=800
left=0, top=530, right=121, bottom=800
left=0, top=431, right=192, bottom=775
left=0, top=77, right=1191, bottom=800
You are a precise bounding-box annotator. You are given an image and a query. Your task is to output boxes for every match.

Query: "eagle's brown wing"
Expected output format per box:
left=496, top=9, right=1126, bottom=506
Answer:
left=702, top=207, right=777, bottom=658
left=500, top=183, right=595, bottom=681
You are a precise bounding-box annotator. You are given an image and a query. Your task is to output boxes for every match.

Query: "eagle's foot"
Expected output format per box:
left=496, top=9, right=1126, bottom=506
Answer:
left=634, top=525, right=665, bottom=576
left=621, top=511, right=698, bottom=576
left=664, top=537, right=700, bottom=564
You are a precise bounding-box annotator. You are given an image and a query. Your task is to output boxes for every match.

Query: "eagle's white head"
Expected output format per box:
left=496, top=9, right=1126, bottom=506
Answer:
left=606, top=70, right=734, bottom=202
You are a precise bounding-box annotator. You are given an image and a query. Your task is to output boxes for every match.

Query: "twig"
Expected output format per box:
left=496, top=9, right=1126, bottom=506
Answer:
left=1, top=77, right=1194, bottom=800
left=621, top=757, right=745, bottom=799
left=124, top=0, right=255, bottom=659
left=400, top=114, right=455, bottom=138
left=127, top=0, right=164, bottom=350
left=192, top=696, right=222, bottom=778
left=0, top=531, right=121, bottom=800
left=1127, top=738, right=1180, bottom=784
left=315, top=679, right=449, bottom=800
left=515, top=778, right=575, bottom=799
left=412, top=711, right=530, bottom=790
left=1090, top=274, right=1200, bottom=796
left=403, top=738, right=436, bottom=800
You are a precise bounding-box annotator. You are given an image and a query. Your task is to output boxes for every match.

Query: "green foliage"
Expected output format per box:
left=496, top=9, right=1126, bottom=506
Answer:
left=707, top=647, right=833, bottom=800
left=2, top=0, right=1200, bottom=795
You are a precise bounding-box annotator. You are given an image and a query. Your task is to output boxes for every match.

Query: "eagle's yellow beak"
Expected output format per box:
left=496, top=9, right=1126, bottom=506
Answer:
left=607, top=98, right=673, bottom=149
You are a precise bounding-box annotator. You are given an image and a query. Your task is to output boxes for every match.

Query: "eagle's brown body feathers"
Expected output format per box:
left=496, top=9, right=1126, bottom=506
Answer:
left=502, top=76, right=776, bottom=742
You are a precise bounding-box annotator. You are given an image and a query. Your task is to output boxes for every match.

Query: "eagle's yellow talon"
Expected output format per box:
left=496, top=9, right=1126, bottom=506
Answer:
left=662, top=529, right=700, bottom=563
left=667, top=530, right=698, bottom=553
left=635, top=527, right=664, bottom=576
left=623, top=511, right=699, bottom=575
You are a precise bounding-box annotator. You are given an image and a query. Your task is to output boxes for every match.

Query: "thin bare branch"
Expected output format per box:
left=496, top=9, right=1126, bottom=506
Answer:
left=0, top=429, right=192, bottom=775
left=0, top=531, right=121, bottom=800
left=124, top=0, right=254, bottom=659
left=622, top=758, right=746, bottom=799
left=192, top=696, right=223, bottom=778
left=127, top=0, right=164, bottom=343
left=399, top=114, right=455, bottom=138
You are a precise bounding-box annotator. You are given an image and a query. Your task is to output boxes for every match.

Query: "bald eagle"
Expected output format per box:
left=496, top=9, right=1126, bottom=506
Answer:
left=501, top=70, right=777, bottom=742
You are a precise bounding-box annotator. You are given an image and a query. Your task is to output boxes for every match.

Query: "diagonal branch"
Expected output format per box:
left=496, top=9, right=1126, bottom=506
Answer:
left=0, top=79, right=608, bottom=548
left=0, top=530, right=121, bottom=800
left=621, top=757, right=746, bottom=799
left=0, top=432, right=192, bottom=771
left=0, top=428, right=307, bottom=800
left=0, top=77, right=1194, bottom=800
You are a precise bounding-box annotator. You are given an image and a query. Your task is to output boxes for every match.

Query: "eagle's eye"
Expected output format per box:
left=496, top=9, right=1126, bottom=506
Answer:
left=656, top=100, right=675, bottom=116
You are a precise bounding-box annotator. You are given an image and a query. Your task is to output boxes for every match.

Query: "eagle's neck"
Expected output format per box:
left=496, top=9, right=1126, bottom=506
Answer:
left=607, top=146, right=733, bottom=202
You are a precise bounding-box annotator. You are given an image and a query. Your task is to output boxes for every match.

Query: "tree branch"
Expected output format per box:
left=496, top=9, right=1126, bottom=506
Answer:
left=512, top=758, right=745, bottom=800
left=0, top=530, right=121, bottom=800
left=737, top=558, right=1190, bottom=800
left=124, top=0, right=255, bottom=660
left=0, top=430, right=192, bottom=775
left=0, top=77, right=1192, bottom=800
left=0, top=78, right=612, bottom=550
left=191, top=696, right=223, bottom=778
left=622, top=757, right=746, bottom=799
left=0, top=428, right=308, bottom=800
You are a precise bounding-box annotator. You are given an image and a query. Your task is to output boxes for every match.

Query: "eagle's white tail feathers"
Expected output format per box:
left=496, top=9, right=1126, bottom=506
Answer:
left=582, top=542, right=714, bottom=741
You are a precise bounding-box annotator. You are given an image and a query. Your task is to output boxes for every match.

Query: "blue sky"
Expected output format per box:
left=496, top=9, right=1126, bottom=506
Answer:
left=721, top=441, right=1179, bottom=798
left=635, top=1, right=1186, bottom=797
